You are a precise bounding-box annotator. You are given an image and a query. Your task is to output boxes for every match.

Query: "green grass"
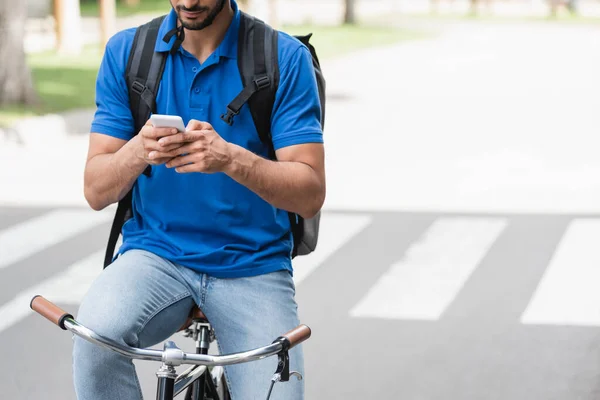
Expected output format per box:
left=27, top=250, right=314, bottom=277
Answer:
left=282, top=24, right=427, bottom=59
left=0, top=23, right=424, bottom=125
left=0, top=46, right=103, bottom=125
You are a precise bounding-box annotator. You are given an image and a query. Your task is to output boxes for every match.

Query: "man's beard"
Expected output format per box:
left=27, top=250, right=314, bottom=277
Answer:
left=176, top=0, right=226, bottom=31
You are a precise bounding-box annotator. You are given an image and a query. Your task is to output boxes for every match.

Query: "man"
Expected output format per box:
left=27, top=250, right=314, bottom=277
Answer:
left=74, top=0, right=325, bottom=399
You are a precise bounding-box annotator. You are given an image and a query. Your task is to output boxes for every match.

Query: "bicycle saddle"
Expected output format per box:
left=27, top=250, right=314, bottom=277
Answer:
left=190, top=305, right=207, bottom=321
left=177, top=305, right=208, bottom=332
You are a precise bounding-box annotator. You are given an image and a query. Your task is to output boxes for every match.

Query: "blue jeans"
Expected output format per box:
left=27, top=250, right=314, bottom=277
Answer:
left=72, top=249, right=304, bottom=400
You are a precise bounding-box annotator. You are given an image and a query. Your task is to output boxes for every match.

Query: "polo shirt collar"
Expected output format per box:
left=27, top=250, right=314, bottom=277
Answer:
left=155, top=0, right=240, bottom=60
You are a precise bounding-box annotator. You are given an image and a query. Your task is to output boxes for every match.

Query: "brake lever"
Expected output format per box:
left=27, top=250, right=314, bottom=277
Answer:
left=289, top=371, right=303, bottom=381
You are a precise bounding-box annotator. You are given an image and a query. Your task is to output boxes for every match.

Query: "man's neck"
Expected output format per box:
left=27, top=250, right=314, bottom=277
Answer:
left=180, top=3, right=234, bottom=64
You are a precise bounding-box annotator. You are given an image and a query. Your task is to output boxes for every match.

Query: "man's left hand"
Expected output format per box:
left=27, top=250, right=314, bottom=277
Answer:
left=148, top=119, right=232, bottom=173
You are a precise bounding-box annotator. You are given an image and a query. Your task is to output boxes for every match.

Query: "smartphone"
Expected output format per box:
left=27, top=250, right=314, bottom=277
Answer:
left=150, top=114, right=186, bottom=132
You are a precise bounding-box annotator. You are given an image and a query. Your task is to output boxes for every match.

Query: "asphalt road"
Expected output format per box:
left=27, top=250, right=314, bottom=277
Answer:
left=2, top=206, right=600, bottom=399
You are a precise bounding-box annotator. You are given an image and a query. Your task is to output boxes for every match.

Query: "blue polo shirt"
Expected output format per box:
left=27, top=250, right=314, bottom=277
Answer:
left=91, top=1, right=323, bottom=278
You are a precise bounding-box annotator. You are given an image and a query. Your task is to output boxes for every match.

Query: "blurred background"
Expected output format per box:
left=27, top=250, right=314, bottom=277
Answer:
left=2, top=0, right=600, bottom=399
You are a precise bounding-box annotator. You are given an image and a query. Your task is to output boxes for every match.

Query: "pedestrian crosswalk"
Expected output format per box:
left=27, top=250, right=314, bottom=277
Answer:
left=0, top=209, right=113, bottom=269
left=350, top=217, right=508, bottom=320
left=291, top=214, right=373, bottom=285
left=1, top=207, right=600, bottom=336
left=0, top=250, right=103, bottom=333
left=521, top=219, right=600, bottom=327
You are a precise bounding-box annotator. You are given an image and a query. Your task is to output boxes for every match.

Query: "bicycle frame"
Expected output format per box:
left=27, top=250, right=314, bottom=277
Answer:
left=30, top=295, right=310, bottom=400
left=179, top=320, right=225, bottom=400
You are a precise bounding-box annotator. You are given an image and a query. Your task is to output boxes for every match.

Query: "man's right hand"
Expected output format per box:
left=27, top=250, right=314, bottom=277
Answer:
left=136, top=120, right=184, bottom=165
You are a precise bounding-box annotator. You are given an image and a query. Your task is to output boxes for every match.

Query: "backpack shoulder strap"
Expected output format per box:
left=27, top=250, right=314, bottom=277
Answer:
left=103, top=15, right=168, bottom=269
left=228, top=13, right=306, bottom=256
left=126, top=14, right=168, bottom=135
left=221, top=12, right=279, bottom=158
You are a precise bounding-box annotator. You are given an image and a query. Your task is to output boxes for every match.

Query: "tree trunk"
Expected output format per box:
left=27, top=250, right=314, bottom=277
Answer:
left=0, top=0, right=38, bottom=106
left=344, top=0, right=356, bottom=24
left=100, top=0, right=117, bottom=49
left=237, top=0, right=249, bottom=12
left=470, top=0, right=479, bottom=14
left=54, top=0, right=82, bottom=54
left=549, top=0, right=560, bottom=16
left=267, top=0, right=278, bottom=28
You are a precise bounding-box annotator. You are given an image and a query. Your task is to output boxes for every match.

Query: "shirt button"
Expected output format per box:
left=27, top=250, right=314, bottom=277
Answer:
left=194, top=88, right=201, bottom=94
left=192, top=67, right=198, bottom=72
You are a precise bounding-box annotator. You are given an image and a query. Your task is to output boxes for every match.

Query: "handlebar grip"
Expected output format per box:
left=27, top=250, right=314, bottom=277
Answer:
left=282, top=325, right=311, bottom=349
left=30, top=295, right=73, bottom=330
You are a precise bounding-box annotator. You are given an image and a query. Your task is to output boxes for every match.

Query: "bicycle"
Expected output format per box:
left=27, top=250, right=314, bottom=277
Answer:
left=30, top=295, right=311, bottom=400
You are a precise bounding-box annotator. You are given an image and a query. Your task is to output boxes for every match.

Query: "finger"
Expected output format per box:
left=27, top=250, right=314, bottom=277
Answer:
left=143, top=139, right=181, bottom=153
left=143, top=127, right=179, bottom=139
left=166, top=154, right=196, bottom=169
left=175, top=163, right=197, bottom=174
left=143, top=140, right=163, bottom=152
left=158, top=131, right=196, bottom=147
left=139, top=124, right=154, bottom=138
left=160, top=130, right=212, bottom=147
left=186, top=119, right=213, bottom=132
left=147, top=156, right=174, bottom=166
left=149, top=143, right=192, bottom=160
left=181, top=130, right=211, bottom=142
left=153, top=142, right=185, bottom=153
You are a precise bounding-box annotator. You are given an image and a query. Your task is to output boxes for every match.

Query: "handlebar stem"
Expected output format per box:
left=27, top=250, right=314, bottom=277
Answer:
left=162, top=341, right=186, bottom=367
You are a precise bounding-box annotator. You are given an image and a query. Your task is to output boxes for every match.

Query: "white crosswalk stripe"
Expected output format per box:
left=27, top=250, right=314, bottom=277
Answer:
left=4, top=208, right=600, bottom=333
left=521, top=219, right=600, bottom=327
left=0, top=209, right=113, bottom=270
left=0, top=250, right=103, bottom=334
left=293, top=213, right=372, bottom=286
left=350, top=217, right=508, bottom=320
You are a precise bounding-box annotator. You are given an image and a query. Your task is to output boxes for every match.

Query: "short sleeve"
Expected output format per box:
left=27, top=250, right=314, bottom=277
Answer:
left=90, top=31, right=136, bottom=141
left=270, top=45, right=323, bottom=151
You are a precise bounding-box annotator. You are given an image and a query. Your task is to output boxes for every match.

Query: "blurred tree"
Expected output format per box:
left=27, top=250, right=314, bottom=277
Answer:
left=0, top=0, right=38, bottom=106
left=470, top=0, right=479, bottom=14
left=344, top=0, right=356, bottom=24
left=267, top=0, right=278, bottom=28
left=548, top=0, right=575, bottom=17
left=237, top=0, right=278, bottom=27
left=123, top=0, right=140, bottom=6
left=100, top=0, right=117, bottom=49
left=470, top=0, right=493, bottom=15
left=54, top=0, right=83, bottom=53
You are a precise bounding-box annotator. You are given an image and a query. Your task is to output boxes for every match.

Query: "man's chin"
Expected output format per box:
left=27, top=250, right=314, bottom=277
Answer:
left=181, top=20, right=210, bottom=30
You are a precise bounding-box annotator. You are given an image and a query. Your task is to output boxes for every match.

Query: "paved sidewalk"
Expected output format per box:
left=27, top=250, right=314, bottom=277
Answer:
left=321, top=20, right=600, bottom=214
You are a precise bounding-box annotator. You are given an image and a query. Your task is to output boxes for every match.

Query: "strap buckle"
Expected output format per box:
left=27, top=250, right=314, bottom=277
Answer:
left=254, top=76, right=271, bottom=90
left=131, top=80, right=146, bottom=95
left=220, top=106, right=239, bottom=126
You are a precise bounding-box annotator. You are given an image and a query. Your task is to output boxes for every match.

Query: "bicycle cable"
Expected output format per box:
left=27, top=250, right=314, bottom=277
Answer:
left=265, top=381, right=276, bottom=400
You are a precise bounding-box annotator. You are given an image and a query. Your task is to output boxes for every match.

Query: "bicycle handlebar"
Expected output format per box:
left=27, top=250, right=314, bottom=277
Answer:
left=30, top=295, right=311, bottom=367
left=30, top=295, right=73, bottom=329
left=281, top=325, right=312, bottom=348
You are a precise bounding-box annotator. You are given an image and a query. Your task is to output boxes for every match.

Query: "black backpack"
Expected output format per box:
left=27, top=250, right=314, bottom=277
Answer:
left=103, top=12, right=326, bottom=268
